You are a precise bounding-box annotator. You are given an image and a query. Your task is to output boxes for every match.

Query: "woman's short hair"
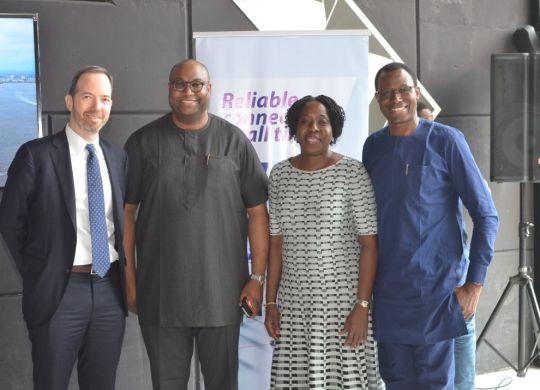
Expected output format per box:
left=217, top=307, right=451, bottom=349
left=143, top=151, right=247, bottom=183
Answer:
left=286, top=95, right=345, bottom=145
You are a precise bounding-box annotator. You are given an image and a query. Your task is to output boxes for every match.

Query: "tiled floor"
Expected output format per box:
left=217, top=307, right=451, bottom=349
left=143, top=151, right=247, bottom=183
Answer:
left=476, top=366, right=540, bottom=389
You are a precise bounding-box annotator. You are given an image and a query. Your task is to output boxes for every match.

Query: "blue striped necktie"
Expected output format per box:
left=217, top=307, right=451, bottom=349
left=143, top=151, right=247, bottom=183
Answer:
left=86, top=144, right=110, bottom=277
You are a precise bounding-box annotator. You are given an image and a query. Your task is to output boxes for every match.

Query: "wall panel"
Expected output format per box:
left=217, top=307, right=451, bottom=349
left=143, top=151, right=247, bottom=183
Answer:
left=0, top=0, right=535, bottom=386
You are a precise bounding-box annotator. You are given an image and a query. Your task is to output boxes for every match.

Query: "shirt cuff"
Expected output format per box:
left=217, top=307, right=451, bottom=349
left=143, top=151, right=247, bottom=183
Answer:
left=465, top=262, right=489, bottom=285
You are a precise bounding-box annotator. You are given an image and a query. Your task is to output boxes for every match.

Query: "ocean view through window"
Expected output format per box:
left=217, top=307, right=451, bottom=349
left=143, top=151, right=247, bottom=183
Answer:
left=0, top=14, right=41, bottom=187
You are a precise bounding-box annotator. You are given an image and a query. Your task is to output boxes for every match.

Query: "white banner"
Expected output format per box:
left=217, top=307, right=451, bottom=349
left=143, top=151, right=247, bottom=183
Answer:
left=195, top=30, right=369, bottom=389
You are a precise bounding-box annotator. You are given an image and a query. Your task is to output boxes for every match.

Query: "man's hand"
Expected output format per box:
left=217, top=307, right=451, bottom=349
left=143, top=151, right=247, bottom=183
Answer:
left=124, top=203, right=139, bottom=315
left=455, top=282, right=482, bottom=320
left=239, top=279, right=263, bottom=318
left=126, top=278, right=138, bottom=314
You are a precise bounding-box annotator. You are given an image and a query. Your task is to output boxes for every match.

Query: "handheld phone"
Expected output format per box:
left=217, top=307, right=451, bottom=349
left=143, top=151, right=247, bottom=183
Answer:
left=241, top=297, right=254, bottom=317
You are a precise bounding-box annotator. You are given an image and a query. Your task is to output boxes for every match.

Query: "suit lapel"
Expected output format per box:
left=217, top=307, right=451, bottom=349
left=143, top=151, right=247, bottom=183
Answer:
left=50, top=131, right=76, bottom=230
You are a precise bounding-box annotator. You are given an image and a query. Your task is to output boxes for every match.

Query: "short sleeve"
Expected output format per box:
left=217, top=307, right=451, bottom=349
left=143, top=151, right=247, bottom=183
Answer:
left=351, top=161, right=378, bottom=236
left=124, top=132, right=142, bottom=205
left=239, top=137, right=269, bottom=208
left=268, top=165, right=282, bottom=236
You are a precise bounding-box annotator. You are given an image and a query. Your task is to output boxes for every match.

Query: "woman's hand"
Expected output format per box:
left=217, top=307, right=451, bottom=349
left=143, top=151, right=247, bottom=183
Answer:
left=264, top=305, right=281, bottom=341
left=340, top=305, right=368, bottom=349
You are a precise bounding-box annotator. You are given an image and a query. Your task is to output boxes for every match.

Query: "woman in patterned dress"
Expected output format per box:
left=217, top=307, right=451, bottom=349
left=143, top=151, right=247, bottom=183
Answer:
left=264, top=95, right=383, bottom=389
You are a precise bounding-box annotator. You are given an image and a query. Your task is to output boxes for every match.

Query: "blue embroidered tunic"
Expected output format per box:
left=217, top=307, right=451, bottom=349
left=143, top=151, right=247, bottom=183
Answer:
left=362, top=119, right=499, bottom=345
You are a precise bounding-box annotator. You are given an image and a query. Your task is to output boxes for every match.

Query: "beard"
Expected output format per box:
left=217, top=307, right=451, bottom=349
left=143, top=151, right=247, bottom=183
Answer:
left=76, top=112, right=108, bottom=134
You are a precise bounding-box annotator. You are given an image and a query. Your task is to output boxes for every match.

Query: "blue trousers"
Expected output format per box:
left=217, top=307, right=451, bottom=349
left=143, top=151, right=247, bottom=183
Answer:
left=454, top=316, right=476, bottom=390
left=378, top=339, right=454, bottom=390
left=27, top=266, right=125, bottom=390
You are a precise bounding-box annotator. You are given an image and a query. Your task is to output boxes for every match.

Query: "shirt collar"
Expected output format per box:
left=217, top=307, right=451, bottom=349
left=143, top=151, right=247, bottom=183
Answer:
left=65, top=124, right=100, bottom=155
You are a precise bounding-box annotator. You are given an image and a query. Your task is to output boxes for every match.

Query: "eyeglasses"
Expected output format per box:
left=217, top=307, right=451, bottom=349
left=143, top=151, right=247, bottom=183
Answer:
left=169, top=80, right=207, bottom=92
left=376, top=85, right=416, bottom=100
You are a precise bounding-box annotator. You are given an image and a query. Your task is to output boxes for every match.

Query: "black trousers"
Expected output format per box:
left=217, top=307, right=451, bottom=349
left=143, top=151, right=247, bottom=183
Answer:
left=141, top=323, right=241, bottom=390
left=27, top=263, right=125, bottom=390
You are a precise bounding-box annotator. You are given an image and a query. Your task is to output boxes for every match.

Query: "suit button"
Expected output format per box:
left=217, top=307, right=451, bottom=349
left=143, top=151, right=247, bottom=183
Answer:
left=65, top=268, right=71, bottom=273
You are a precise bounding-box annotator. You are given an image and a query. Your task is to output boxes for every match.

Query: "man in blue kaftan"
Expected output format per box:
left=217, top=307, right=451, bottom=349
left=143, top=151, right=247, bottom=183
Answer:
left=362, top=62, right=499, bottom=390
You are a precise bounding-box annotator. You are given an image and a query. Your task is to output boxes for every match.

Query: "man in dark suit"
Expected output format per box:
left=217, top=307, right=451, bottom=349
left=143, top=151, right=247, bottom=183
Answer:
left=0, top=65, right=128, bottom=390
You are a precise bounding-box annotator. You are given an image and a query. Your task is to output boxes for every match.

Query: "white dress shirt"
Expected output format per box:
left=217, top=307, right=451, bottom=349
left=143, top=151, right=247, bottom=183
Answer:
left=66, top=125, right=118, bottom=265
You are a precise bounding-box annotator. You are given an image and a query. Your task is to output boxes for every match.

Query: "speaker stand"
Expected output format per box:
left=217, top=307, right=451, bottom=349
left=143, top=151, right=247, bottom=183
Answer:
left=476, top=182, right=540, bottom=377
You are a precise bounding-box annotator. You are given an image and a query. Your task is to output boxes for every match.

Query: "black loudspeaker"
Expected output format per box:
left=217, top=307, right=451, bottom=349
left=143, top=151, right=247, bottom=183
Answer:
left=513, top=25, right=540, bottom=53
left=491, top=53, right=540, bottom=182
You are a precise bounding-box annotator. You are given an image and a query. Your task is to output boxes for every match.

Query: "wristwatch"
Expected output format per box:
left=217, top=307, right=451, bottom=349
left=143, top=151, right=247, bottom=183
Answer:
left=355, top=299, right=370, bottom=309
left=250, top=273, right=265, bottom=285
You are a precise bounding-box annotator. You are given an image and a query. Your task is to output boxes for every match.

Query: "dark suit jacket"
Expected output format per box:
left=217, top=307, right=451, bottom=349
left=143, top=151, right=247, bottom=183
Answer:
left=0, top=130, right=128, bottom=326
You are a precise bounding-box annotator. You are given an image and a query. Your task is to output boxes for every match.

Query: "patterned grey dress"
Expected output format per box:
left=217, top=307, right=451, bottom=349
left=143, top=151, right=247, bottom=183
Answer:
left=268, top=156, right=383, bottom=389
